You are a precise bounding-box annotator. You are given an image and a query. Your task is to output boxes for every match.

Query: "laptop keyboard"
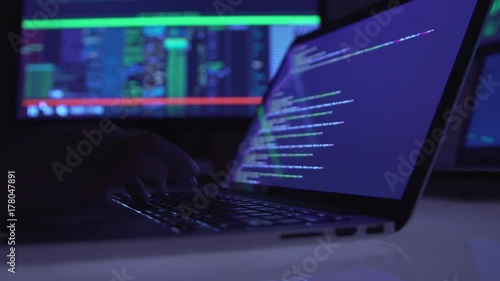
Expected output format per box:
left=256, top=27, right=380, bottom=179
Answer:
left=110, top=192, right=350, bottom=233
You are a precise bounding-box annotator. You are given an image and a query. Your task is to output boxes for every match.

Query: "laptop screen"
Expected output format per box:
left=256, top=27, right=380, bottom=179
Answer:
left=231, top=0, right=481, bottom=199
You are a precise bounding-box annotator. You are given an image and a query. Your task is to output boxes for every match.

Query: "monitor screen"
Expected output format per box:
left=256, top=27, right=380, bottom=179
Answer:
left=465, top=52, right=500, bottom=148
left=231, top=0, right=481, bottom=199
left=16, top=0, right=319, bottom=119
left=482, top=0, right=500, bottom=42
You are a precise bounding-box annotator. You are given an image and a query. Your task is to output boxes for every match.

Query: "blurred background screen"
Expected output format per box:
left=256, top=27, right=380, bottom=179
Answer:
left=465, top=52, right=500, bottom=149
left=465, top=0, right=500, bottom=148
left=17, top=0, right=320, bottom=119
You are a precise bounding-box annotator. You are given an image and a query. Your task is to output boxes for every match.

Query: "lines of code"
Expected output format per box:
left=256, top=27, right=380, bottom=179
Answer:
left=232, top=28, right=437, bottom=186
left=234, top=76, right=351, bottom=183
left=292, top=29, right=435, bottom=74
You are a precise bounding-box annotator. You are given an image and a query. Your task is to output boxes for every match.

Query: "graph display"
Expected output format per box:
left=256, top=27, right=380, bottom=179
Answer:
left=16, top=0, right=319, bottom=119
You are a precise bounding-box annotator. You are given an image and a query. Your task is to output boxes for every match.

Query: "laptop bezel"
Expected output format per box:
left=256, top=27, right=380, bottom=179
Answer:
left=228, top=0, right=494, bottom=230
left=457, top=42, right=500, bottom=167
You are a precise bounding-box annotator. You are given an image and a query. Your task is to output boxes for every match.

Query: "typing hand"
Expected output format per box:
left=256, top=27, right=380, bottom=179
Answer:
left=4, top=122, right=199, bottom=219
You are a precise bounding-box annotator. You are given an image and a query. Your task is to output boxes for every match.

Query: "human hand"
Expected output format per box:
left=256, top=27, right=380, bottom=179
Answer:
left=4, top=122, right=199, bottom=219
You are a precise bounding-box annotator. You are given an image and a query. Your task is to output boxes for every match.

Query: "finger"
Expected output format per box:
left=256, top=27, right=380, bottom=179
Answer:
left=142, top=175, right=168, bottom=193
left=124, top=153, right=168, bottom=183
left=124, top=176, right=148, bottom=203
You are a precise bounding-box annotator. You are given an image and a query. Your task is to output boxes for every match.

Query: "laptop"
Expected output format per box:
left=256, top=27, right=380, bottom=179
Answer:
left=13, top=0, right=493, bottom=265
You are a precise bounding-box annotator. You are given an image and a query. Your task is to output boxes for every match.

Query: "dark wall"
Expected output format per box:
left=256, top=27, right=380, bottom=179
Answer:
left=320, top=0, right=384, bottom=24
left=2, top=1, right=21, bottom=129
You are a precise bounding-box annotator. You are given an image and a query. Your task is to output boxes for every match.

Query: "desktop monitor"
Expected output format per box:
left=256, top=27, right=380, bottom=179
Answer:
left=14, top=0, right=320, bottom=120
left=459, top=43, right=500, bottom=166
left=482, top=0, right=500, bottom=42
left=319, top=0, right=500, bottom=42
left=230, top=0, right=492, bottom=199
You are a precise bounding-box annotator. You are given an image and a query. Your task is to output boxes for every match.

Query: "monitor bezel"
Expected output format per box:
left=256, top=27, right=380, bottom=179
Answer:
left=228, top=0, right=494, bottom=230
left=457, top=42, right=500, bottom=167
left=9, top=1, right=322, bottom=130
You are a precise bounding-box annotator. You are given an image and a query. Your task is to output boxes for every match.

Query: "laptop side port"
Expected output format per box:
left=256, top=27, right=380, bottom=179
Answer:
left=366, top=225, right=385, bottom=234
left=335, top=227, right=357, bottom=237
left=281, top=232, right=323, bottom=240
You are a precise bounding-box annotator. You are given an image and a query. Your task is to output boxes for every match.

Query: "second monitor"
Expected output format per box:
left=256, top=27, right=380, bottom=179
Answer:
left=17, top=0, right=320, bottom=120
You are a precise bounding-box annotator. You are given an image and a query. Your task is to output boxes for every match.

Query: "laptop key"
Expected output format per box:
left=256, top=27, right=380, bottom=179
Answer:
left=228, top=215, right=249, bottom=219
left=333, top=216, right=350, bottom=221
left=250, top=212, right=273, bottom=217
left=241, top=218, right=273, bottom=226
left=227, top=207, right=247, bottom=211
left=261, top=215, right=285, bottom=220
left=238, top=210, right=259, bottom=214
left=283, top=212, right=301, bottom=217
left=236, top=203, right=256, bottom=207
left=301, top=216, right=330, bottom=223
left=218, top=221, right=246, bottom=229
left=278, top=219, right=302, bottom=224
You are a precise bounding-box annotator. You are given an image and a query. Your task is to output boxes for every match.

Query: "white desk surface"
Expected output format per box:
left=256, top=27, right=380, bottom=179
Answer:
left=3, top=197, right=500, bottom=281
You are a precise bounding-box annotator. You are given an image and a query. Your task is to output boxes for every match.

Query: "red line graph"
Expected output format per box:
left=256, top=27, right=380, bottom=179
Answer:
left=22, top=97, right=263, bottom=107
